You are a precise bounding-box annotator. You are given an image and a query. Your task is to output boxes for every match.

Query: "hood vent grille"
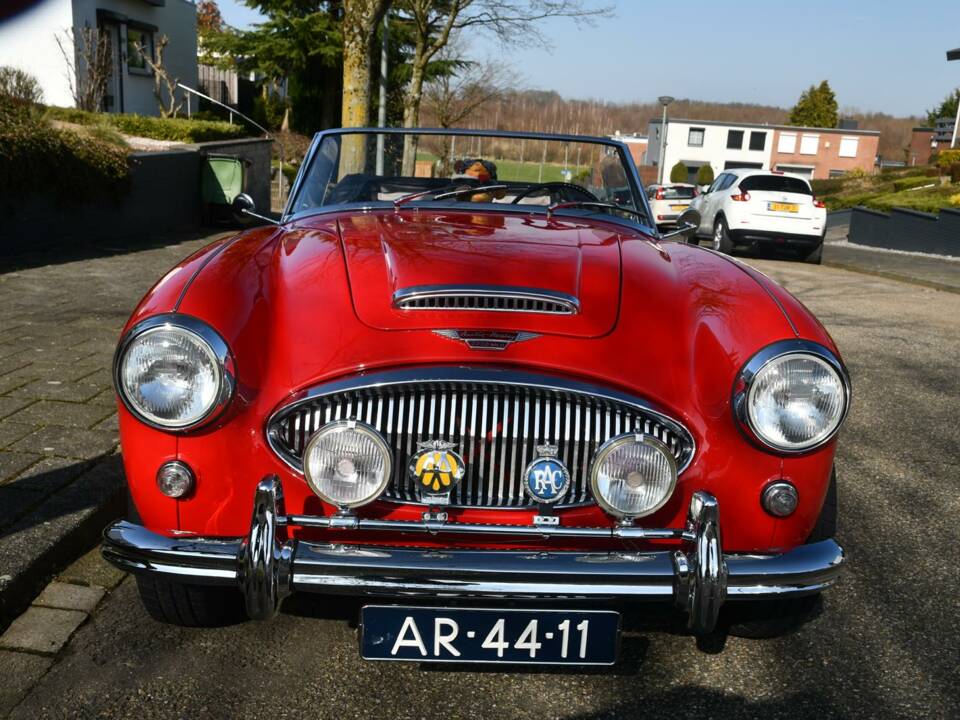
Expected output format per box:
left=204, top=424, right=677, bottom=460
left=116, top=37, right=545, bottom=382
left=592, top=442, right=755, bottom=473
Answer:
left=393, top=285, right=579, bottom=315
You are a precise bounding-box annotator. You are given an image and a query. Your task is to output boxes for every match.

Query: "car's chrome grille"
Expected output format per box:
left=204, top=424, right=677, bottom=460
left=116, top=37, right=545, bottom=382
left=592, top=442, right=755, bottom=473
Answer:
left=267, top=372, right=694, bottom=509
left=392, top=285, right=578, bottom=315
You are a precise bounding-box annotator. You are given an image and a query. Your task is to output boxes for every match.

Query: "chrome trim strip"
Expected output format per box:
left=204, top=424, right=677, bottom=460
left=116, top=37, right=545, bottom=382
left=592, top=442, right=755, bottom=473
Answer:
left=393, top=285, right=580, bottom=314
left=264, top=367, right=697, bottom=485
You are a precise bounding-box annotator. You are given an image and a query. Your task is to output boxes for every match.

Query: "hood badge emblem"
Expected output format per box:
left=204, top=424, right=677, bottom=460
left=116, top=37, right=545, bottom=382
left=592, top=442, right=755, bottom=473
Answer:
left=410, top=440, right=466, bottom=505
left=433, top=329, right=540, bottom=351
left=523, top=444, right=570, bottom=506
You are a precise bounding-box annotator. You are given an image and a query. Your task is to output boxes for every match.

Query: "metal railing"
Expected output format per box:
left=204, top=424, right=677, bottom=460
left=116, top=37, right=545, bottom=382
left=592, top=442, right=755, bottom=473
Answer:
left=177, top=82, right=286, bottom=210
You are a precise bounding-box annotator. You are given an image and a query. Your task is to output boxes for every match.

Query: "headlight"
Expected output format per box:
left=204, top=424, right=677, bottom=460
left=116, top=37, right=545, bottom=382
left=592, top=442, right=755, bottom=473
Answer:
left=303, top=421, right=392, bottom=508
left=115, top=315, right=234, bottom=430
left=590, top=434, right=677, bottom=519
left=736, top=342, right=850, bottom=452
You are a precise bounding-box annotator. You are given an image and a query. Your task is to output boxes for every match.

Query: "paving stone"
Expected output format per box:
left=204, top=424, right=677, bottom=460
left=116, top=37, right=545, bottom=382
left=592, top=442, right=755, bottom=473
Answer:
left=0, top=488, right=42, bottom=531
left=88, top=388, right=119, bottom=408
left=33, top=582, right=105, bottom=613
left=0, top=422, right=35, bottom=450
left=7, top=426, right=118, bottom=460
left=6, top=380, right=104, bottom=403
left=5, top=401, right=115, bottom=430
left=0, top=606, right=87, bottom=655
left=0, top=396, right=33, bottom=419
left=0, top=451, right=40, bottom=484
left=0, top=371, right=39, bottom=396
left=0, top=650, right=52, bottom=716
left=58, top=546, right=126, bottom=590
left=1, top=456, right=91, bottom=496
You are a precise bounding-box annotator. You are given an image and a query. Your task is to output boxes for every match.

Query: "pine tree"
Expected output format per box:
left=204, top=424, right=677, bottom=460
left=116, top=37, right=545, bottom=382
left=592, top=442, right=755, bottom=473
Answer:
left=789, top=80, right=838, bottom=129
left=669, top=161, right=688, bottom=183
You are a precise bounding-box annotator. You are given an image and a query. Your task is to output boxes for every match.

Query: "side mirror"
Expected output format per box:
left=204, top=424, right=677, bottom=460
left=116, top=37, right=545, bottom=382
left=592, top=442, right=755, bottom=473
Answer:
left=659, top=208, right=701, bottom=242
left=231, top=192, right=279, bottom=226
left=231, top=192, right=256, bottom=220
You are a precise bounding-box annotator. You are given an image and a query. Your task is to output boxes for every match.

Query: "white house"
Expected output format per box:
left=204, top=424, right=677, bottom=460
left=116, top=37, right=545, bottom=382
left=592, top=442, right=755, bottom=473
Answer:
left=647, top=118, right=774, bottom=184
left=0, top=0, right=197, bottom=116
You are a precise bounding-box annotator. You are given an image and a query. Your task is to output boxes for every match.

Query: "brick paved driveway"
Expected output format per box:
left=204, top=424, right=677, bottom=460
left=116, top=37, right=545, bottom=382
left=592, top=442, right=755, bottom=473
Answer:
left=0, top=234, right=227, bottom=534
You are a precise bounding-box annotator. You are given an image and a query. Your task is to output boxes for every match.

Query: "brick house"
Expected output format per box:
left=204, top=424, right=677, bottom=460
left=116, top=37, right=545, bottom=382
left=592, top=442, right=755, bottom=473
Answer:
left=769, top=126, right=880, bottom=179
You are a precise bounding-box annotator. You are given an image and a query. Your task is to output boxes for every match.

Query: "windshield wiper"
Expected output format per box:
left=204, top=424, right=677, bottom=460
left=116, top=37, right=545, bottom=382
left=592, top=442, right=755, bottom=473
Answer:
left=546, top=201, right=647, bottom=221
left=394, top=184, right=509, bottom=207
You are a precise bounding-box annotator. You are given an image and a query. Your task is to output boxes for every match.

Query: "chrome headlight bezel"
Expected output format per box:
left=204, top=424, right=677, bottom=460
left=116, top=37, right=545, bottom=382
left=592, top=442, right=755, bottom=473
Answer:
left=113, top=314, right=235, bottom=431
left=733, top=340, right=851, bottom=454
left=303, top=420, right=393, bottom=509
left=589, top=433, right=678, bottom=519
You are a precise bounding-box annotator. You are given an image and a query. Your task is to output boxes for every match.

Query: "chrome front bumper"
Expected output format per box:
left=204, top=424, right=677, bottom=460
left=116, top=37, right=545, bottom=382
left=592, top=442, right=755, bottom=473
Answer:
left=102, top=477, right=845, bottom=634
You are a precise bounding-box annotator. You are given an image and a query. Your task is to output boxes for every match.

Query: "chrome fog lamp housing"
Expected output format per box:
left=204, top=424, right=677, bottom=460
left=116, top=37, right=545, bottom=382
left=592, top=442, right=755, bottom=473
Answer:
left=156, top=461, right=195, bottom=498
left=761, top=481, right=799, bottom=517
left=589, top=433, right=678, bottom=519
left=734, top=340, right=850, bottom=453
left=303, top=420, right=393, bottom=509
left=115, top=314, right=235, bottom=431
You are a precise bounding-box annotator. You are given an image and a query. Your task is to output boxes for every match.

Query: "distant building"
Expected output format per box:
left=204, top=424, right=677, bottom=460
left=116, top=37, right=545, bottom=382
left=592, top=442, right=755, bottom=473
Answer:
left=0, top=0, right=197, bottom=116
left=610, top=132, right=648, bottom=166
left=910, top=128, right=937, bottom=166
left=647, top=118, right=880, bottom=182
left=933, top=117, right=956, bottom=145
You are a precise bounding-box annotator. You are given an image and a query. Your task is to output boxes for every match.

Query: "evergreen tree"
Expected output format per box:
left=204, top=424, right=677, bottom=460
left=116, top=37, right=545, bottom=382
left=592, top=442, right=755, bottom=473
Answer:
left=696, top=164, right=714, bottom=186
left=789, top=80, right=838, bottom=128
left=926, top=88, right=960, bottom=126
left=669, top=161, right=688, bottom=183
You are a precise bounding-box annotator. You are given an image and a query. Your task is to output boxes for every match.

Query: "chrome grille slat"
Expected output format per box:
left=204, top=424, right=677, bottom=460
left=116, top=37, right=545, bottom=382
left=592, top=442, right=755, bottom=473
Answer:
left=392, top=285, right=579, bottom=315
left=268, top=377, right=694, bottom=509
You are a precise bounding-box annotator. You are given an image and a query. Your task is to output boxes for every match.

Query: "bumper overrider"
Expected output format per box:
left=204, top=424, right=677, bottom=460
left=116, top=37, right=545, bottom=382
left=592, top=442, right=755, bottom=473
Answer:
left=102, top=477, right=845, bottom=634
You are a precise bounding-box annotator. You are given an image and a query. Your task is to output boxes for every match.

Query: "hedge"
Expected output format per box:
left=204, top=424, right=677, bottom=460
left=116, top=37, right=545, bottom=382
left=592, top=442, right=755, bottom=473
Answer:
left=45, top=106, right=250, bottom=143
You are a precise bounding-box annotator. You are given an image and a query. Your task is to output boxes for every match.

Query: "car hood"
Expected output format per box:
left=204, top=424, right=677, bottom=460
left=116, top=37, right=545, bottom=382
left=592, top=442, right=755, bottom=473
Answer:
left=336, top=210, right=622, bottom=338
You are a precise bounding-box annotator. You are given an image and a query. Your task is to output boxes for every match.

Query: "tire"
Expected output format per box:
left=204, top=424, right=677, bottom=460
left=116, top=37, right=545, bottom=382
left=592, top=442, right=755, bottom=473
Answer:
left=712, top=217, right=733, bottom=254
left=726, top=468, right=838, bottom=639
left=136, top=575, right=245, bottom=628
left=803, top=241, right=823, bottom=264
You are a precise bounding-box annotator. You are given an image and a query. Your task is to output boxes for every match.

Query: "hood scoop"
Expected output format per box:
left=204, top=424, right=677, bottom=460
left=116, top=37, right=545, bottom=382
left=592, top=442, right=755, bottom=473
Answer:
left=393, top=285, right=579, bottom=315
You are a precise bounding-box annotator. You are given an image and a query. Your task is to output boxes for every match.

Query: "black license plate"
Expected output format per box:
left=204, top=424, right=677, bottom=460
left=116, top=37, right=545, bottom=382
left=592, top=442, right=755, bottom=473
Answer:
left=360, top=606, right=620, bottom=665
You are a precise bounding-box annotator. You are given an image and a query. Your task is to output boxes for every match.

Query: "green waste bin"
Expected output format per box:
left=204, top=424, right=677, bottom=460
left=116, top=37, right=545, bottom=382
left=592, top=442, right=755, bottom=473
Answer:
left=201, top=154, right=247, bottom=224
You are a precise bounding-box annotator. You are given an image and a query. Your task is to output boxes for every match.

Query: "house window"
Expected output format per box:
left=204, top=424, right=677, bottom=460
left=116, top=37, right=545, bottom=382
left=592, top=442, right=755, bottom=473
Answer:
left=799, top=134, right=820, bottom=155
left=688, top=127, right=705, bottom=147
left=829, top=169, right=847, bottom=178
left=727, top=130, right=744, bottom=149
left=778, top=132, right=797, bottom=153
left=126, top=27, right=154, bottom=74
left=839, top=136, right=859, bottom=158
left=749, top=131, right=766, bottom=151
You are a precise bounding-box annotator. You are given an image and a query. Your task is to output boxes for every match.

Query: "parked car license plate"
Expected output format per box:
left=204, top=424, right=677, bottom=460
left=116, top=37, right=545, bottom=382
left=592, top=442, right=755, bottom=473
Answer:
left=670, top=203, right=688, bottom=210
left=360, top=606, right=620, bottom=665
left=768, top=202, right=799, bottom=213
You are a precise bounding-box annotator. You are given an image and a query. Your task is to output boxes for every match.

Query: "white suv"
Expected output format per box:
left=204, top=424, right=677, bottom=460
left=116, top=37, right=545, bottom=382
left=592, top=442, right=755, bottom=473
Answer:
left=690, top=169, right=827, bottom=263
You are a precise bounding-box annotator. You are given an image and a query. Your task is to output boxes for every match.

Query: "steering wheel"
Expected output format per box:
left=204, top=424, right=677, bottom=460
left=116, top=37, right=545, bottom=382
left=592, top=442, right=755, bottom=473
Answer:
left=510, top=182, right=599, bottom=205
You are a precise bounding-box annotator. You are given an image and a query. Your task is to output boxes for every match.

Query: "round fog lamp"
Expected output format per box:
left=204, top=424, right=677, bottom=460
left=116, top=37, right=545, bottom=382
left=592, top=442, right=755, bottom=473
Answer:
left=156, top=461, right=195, bottom=498
left=590, top=434, right=677, bottom=519
left=303, top=420, right=392, bottom=508
left=761, top=481, right=799, bottom=517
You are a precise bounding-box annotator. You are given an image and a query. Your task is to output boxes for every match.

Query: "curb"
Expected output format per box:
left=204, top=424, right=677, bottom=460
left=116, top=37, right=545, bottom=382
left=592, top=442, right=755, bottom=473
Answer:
left=0, top=456, right=125, bottom=633
left=822, top=260, right=960, bottom=294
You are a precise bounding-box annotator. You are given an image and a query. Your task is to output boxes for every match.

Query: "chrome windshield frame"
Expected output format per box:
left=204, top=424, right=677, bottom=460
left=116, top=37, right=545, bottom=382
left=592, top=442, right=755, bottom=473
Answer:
left=281, top=127, right=656, bottom=234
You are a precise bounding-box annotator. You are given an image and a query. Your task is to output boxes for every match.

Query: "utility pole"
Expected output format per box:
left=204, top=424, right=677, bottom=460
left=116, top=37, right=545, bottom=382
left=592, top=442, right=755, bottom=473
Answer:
left=657, top=95, right=674, bottom=184
left=375, top=12, right=389, bottom=174
left=948, top=48, right=960, bottom=148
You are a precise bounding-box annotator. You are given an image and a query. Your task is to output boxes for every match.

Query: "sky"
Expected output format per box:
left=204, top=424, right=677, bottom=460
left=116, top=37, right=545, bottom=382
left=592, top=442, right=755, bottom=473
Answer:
left=217, top=0, right=960, bottom=118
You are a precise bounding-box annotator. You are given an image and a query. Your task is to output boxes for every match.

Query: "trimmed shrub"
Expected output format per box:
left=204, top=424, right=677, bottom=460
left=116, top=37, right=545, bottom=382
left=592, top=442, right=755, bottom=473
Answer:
left=669, top=161, right=688, bottom=184
left=45, top=106, right=250, bottom=143
left=810, top=178, right=845, bottom=195
left=951, top=163, right=960, bottom=184
left=936, top=149, right=960, bottom=169
left=696, top=164, right=714, bottom=186
left=893, top=176, right=937, bottom=192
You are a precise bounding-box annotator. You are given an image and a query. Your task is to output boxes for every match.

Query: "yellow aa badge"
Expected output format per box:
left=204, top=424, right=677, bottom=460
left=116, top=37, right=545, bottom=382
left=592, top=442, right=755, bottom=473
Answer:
left=409, top=441, right=465, bottom=496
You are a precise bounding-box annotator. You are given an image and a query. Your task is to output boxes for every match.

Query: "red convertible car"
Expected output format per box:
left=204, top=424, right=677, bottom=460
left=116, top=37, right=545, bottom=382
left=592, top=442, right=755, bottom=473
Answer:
left=103, top=128, right=848, bottom=664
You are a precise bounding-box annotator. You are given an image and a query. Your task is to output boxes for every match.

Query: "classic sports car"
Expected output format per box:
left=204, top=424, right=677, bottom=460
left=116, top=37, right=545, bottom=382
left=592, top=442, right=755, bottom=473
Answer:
left=103, top=128, right=848, bottom=664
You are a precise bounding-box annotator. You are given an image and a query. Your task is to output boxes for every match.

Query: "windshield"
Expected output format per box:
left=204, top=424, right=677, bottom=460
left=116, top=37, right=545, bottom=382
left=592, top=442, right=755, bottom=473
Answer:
left=287, top=130, right=647, bottom=224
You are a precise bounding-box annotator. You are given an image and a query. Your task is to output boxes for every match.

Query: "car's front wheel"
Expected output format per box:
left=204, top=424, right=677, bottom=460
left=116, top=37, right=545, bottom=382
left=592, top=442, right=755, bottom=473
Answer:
left=712, top=217, right=733, bottom=254
left=136, top=575, right=246, bottom=627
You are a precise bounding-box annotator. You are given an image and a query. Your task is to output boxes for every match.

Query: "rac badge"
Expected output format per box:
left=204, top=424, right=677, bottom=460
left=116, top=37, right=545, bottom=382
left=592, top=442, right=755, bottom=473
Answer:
left=409, top=440, right=465, bottom=503
left=523, top=444, right=570, bottom=505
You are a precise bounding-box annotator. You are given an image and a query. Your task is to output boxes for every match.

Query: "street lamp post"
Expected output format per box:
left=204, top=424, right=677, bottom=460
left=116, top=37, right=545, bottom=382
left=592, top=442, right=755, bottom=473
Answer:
left=948, top=49, right=960, bottom=148
left=657, top=95, right=674, bottom=184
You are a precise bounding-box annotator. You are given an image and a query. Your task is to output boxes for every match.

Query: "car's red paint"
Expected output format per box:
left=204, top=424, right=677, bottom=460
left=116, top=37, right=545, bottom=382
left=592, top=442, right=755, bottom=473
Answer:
left=119, top=208, right=841, bottom=554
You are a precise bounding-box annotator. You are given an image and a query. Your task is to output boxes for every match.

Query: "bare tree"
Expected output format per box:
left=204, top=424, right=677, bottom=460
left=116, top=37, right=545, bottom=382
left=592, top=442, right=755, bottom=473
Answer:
left=341, top=0, right=391, bottom=174
left=423, top=44, right=515, bottom=129
left=56, top=27, right=113, bottom=112
left=396, top=0, right=612, bottom=174
left=134, top=35, right=184, bottom=118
